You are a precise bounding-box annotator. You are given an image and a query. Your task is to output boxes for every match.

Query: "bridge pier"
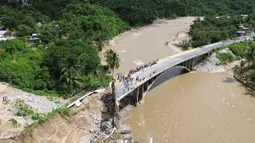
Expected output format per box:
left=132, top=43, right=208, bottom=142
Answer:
left=144, top=81, right=149, bottom=91
left=187, top=59, right=194, bottom=70
left=138, top=84, right=144, bottom=102
left=112, top=81, right=121, bottom=129
left=191, top=58, right=195, bottom=70
left=133, top=87, right=139, bottom=103
left=114, top=101, right=121, bottom=129
left=186, top=61, right=189, bottom=69
left=187, top=60, right=191, bottom=70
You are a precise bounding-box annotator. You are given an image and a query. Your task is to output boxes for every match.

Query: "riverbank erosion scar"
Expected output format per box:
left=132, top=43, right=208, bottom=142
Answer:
left=1, top=93, right=106, bottom=143
left=0, top=82, right=57, bottom=140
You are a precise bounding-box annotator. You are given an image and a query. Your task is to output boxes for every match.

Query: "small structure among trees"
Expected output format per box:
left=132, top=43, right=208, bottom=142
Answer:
left=27, top=33, right=39, bottom=44
left=0, top=29, right=15, bottom=41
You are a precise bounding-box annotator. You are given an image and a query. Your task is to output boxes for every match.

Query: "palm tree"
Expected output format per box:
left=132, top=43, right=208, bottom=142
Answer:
left=105, top=49, right=120, bottom=77
left=60, top=66, right=83, bottom=93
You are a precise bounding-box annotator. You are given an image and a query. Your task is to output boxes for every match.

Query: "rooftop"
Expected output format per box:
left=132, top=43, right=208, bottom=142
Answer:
left=0, top=30, right=7, bottom=35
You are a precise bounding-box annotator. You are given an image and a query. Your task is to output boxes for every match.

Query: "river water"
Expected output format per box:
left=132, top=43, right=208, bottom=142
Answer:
left=126, top=72, right=255, bottom=143
left=106, top=17, right=255, bottom=143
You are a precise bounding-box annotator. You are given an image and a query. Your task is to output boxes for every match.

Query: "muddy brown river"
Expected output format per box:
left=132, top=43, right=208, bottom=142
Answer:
left=106, top=17, right=255, bottom=143
left=126, top=72, right=255, bottom=143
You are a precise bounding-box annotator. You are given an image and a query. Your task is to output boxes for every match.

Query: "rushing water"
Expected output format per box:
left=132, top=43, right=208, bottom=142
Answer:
left=105, top=17, right=255, bottom=143
left=105, top=17, right=196, bottom=74
left=126, top=72, right=255, bottom=143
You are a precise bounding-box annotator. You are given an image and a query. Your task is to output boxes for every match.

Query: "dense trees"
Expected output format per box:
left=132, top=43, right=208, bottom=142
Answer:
left=1, top=0, right=255, bottom=96
left=2, top=0, right=255, bottom=35
left=91, top=0, right=255, bottom=26
left=0, top=39, right=53, bottom=91
left=0, top=1, right=126, bottom=96
left=189, top=15, right=251, bottom=47
left=0, top=38, right=111, bottom=96
left=59, top=3, right=130, bottom=48
left=232, top=42, right=255, bottom=86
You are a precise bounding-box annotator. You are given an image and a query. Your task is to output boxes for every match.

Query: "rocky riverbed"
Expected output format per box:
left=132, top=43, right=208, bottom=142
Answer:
left=194, top=52, right=226, bottom=73
left=194, top=48, right=238, bottom=73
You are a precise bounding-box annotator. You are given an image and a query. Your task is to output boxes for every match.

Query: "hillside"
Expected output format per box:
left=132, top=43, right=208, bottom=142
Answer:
left=1, top=0, right=255, bottom=97
left=1, top=0, right=255, bottom=142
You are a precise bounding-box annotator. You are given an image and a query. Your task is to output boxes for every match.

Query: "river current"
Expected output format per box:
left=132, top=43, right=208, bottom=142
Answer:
left=126, top=72, right=255, bottom=143
left=106, top=17, right=255, bottom=143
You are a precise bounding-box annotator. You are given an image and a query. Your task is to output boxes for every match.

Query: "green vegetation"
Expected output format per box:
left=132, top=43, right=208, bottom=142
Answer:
left=190, top=16, right=241, bottom=47
left=0, top=4, right=120, bottom=96
left=35, top=107, right=70, bottom=125
left=2, top=0, right=255, bottom=97
left=21, top=107, right=70, bottom=136
left=208, top=41, right=255, bottom=86
left=105, top=49, right=120, bottom=77
left=234, top=43, right=255, bottom=87
left=216, top=52, right=235, bottom=65
left=9, top=118, right=19, bottom=128
left=189, top=11, right=255, bottom=47
left=15, top=100, right=34, bottom=116
left=178, top=39, right=192, bottom=50
left=213, top=42, right=252, bottom=65
left=93, top=0, right=255, bottom=26
left=15, top=99, right=70, bottom=127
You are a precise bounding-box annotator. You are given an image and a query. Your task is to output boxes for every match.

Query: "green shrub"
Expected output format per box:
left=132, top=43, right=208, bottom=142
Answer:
left=9, top=118, right=19, bottom=127
left=15, top=100, right=34, bottom=117
left=228, top=44, right=249, bottom=58
left=216, top=52, right=235, bottom=64
left=21, top=124, right=38, bottom=136
left=179, top=39, right=191, bottom=50
left=35, top=107, right=70, bottom=125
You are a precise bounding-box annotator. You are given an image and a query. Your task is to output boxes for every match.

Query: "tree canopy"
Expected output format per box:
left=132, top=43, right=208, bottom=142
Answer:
left=1, top=0, right=255, bottom=96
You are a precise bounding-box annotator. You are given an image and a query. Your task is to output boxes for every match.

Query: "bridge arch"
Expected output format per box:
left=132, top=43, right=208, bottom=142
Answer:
left=147, top=66, right=190, bottom=92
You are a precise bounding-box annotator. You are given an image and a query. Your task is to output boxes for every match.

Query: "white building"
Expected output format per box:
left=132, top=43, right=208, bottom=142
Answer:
left=0, top=30, right=7, bottom=38
left=0, top=30, right=15, bottom=41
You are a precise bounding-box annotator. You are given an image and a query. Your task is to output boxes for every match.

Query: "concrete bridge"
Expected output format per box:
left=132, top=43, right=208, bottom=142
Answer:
left=113, top=35, right=254, bottom=110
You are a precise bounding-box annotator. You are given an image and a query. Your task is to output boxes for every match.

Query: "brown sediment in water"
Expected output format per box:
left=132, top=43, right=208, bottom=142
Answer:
left=103, top=17, right=197, bottom=74
left=126, top=72, right=255, bottom=143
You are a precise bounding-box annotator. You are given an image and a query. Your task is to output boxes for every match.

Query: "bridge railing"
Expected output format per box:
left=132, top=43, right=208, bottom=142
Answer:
left=114, top=35, right=253, bottom=101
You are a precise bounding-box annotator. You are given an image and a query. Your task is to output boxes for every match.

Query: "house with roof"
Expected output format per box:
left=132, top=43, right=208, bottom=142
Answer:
left=0, top=30, right=7, bottom=38
left=0, top=30, right=15, bottom=41
left=27, top=33, right=39, bottom=45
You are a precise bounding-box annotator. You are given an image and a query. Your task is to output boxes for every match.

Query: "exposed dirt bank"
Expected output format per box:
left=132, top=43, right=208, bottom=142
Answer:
left=1, top=93, right=107, bottom=143
left=0, top=83, right=57, bottom=140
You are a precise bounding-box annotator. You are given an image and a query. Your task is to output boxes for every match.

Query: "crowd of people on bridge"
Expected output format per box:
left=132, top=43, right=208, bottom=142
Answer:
left=117, top=59, right=159, bottom=82
left=128, top=59, right=158, bottom=75
left=116, top=59, right=159, bottom=94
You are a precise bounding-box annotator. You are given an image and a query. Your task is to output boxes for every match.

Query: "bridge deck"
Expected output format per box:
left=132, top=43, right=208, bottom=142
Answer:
left=114, top=36, right=253, bottom=101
